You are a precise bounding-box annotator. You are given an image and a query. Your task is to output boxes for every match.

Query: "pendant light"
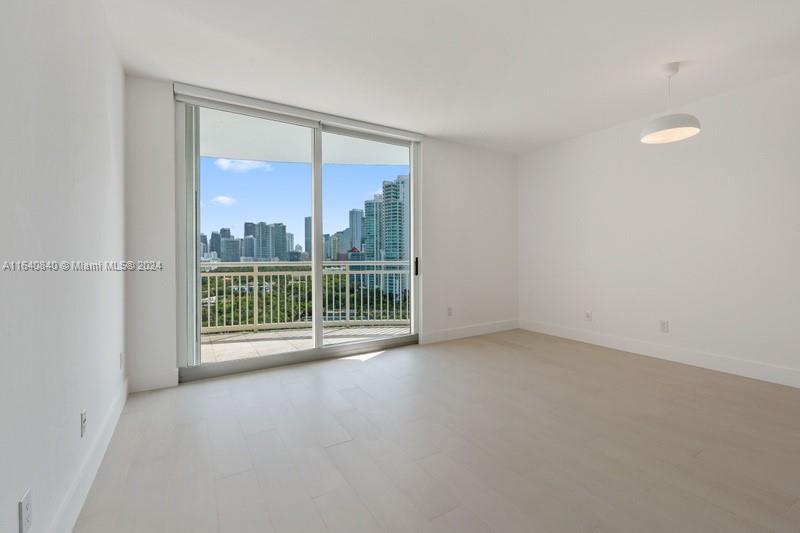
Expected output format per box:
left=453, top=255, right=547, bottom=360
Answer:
left=640, top=62, right=701, bottom=144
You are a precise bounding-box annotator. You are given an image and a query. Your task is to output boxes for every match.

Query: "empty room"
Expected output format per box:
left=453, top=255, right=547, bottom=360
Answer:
left=2, top=0, right=800, bottom=532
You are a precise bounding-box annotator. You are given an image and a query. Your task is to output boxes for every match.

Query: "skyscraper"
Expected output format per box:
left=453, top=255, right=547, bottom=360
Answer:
left=220, top=237, right=241, bottom=262
left=210, top=231, right=221, bottom=258
left=331, top=228, right=352, bottom=260
left=331, top=232, right=341, bottom=261
left=220, top=227, right=231, bottom=239
left=363, top=194, right=384, bottom=261
left=383, top=176, right=409, bottom=261
left=244, top=222, right=255, bottom=238
left=254, top=222, right=270, bottom=260
left=349, top=209, right=364, bottom=252
left=240, top=235, right=255, bottom=259
left=252, top=222, right=288, bottom=260
left=286, top=232, right=294, bottom=253
left=323, top=234, right=331, bottom=260
left=269, top=223, right=288, bottom=260
left=382, top=176, right=409, bottom=294
left=304, top=216, right=312, bottom=254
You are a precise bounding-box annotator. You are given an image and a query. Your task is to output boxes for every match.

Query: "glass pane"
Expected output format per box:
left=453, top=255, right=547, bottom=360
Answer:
left=198, top=107, right=313, bottom=363
left=321, top=132, right=411, bottom=346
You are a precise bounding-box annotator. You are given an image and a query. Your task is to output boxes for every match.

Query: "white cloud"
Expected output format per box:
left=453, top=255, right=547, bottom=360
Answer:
left=214, top=158, right=272, bottom=172
left=211, top=195, right=236, bottom=206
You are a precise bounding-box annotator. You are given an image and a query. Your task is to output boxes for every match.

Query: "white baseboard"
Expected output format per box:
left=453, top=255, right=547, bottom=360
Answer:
left=420, top=319, right=518, bottom=345
left=519, top=319, right=800, bottom=389
left=49, top=379, right=128, bottom=533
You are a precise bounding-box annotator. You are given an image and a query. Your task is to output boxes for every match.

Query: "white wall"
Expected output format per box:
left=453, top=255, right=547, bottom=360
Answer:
left=0, top=1, right=127, bottom=532
left=125, top=77, right=179, bottom=392
left=420, top=139, right=518, bottom=343
left=518, top=69, right=800, bottom=388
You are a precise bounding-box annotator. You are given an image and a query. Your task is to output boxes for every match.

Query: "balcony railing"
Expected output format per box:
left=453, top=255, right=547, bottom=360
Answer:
left=200, top=261, right=410, bottom=334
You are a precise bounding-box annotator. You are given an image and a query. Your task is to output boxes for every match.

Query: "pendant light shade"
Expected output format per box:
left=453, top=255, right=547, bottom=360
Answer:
left=640, top=113, right=701, bottom=144
left=640, top=62, right=701, bottom=144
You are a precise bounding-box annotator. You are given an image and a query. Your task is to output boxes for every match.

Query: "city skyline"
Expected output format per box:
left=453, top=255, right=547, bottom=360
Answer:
left=201, top=172, right=409, bottom=263
left=200, top=156, right=409, bottom=244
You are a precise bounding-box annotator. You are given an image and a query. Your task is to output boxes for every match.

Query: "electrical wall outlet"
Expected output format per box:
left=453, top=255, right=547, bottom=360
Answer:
left=80, top=410, right=87, bottom=438
left=584, top=310, right=593, bottom=322
left=447, top=306, right=453, bottom=317
left=19, top=489, right=32, bottom=533
left=660, top=320, right=670, bottom=333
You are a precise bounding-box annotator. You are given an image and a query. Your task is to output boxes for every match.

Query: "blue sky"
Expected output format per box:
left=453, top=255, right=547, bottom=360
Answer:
left=200, top=157, right=409, bottom=249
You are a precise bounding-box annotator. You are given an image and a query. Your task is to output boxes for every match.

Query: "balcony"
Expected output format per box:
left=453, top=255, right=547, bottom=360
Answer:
left=200, top=261, right=411, bottom=362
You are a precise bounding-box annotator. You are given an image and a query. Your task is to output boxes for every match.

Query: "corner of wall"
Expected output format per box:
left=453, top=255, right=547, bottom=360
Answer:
left=513, top=70, right=800, bottom=390
left=124, top=75, right=180, bottom=394
left=129, top=368, right=179, bottom=394
left=519, top=319, right=800, bottom=389
left=420, top=319, right=519, bottom=345
left=419, top=137, right=520, bottom=345
left=49, top=379, right=128, bottom=533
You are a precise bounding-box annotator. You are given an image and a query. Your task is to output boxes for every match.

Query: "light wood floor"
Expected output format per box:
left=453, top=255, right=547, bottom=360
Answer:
left=75, top=330, right=800, bottom=532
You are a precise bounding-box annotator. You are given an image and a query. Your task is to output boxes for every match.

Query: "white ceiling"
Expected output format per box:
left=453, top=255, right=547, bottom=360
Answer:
left=104, top=0, right=800, bottom=153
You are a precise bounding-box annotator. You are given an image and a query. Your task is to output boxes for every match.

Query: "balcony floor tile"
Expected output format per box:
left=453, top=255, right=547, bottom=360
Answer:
left=200, top=326, right=410, bottom=363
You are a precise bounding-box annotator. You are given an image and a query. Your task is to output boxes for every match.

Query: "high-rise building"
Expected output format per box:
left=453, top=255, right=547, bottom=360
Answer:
left=333, top=228, right=353, bottom=261
left=286, top=232, right=294, bottom=253
left=304, top=216, right=312, bottom=254
left=210, top=231, right=221, bottom=257
left=220, top=227, right=232, bottom=239
left=331, top=228, right=352, bottom=260
left=383, top=176, right=409, bottom=261
left=269, top=223, right=288, bottom=261
left=331, top=232, right=342, bottom=261
left=363, top=194, right=384, bottom=261
left=240, top=235, right=255, bottom=259
left=383, top=176, right=409, bottom=294
left=349, top=209, right=364, bottom=251
left=323, top=234, right=331, bottom=260
left=220, top=237, right=241, bottom=262
left=244, top=222, right=256, bottom=238
left=252, top=222, right=288, bottom=260
left=254, top=222, right=270, bottom=260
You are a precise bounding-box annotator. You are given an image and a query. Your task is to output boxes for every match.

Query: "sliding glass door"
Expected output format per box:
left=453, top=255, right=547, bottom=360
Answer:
left=183, top=101, right=416, bottom=368
left=321, top=132, right=412, bottom=346
left=196, top=107, right=314, bottom=363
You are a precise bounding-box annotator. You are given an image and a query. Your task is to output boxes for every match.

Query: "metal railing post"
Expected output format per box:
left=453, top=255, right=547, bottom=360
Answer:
left=345, top=263, right=350, bottom=325
left=252, top=264, right=259, bottom=331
